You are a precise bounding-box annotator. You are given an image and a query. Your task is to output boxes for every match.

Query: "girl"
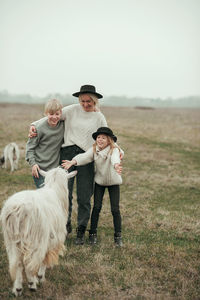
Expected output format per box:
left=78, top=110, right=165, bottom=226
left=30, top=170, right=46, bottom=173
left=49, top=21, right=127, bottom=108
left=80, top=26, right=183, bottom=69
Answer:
left=62, top=127, right=123, bottom=247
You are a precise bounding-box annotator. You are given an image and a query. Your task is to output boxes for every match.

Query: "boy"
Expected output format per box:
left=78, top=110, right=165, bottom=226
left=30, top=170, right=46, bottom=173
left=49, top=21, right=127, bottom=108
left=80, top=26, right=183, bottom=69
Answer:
left=26, top=99, right=64, bottom=188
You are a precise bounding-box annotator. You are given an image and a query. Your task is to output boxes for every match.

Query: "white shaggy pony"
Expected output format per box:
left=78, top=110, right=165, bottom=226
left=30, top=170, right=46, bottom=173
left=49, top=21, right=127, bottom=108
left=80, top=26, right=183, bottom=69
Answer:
left=0, top=167, right=77, bottom=297
left=0, top=142, right=20, bottom=172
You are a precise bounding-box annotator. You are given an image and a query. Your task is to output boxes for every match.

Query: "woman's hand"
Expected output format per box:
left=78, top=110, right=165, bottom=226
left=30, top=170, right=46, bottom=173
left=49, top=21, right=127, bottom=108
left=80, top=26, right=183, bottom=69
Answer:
left=62, top=159, right=77, bottom=170
left=32, top=164, right=40, bottom=178
left=114, top=163, right=122, bottom=174
left=28, top=125, right=37, bottom=138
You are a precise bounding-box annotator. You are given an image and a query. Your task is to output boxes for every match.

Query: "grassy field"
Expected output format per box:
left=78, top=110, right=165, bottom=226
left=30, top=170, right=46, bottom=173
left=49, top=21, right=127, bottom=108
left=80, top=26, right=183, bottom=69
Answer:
left=0, top=103, right=200, bottom=300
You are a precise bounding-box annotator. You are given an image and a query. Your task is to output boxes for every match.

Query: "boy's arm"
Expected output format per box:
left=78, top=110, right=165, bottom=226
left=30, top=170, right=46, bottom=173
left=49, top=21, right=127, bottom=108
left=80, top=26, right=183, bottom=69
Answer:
left=26, top=135, right=42, bottom=178
left=25, top=136, right=39, bottom=166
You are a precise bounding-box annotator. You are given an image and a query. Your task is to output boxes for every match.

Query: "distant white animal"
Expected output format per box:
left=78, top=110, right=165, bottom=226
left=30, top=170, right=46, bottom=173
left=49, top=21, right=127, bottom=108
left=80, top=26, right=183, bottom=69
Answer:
left=0, top=142, right=20, bottom=172
left=0, top=167, right=77, bottom=297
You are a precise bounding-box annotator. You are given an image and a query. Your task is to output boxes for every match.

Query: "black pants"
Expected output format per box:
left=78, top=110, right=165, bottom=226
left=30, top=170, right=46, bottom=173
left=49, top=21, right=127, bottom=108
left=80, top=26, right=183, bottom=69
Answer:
left=90, top=183, right=121, bottom=234
left=60, top=145, right=94, bottom=229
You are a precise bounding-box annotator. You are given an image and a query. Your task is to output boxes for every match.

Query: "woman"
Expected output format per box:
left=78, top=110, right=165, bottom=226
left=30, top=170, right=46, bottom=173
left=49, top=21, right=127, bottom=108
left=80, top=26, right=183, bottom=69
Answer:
left=30, top=85, right=107, bottom=245
left=60, top=85, right=108, bottom=245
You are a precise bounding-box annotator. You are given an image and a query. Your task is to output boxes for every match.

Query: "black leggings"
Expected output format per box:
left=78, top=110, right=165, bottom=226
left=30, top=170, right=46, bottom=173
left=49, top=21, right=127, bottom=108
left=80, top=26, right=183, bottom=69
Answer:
left=90, top=183, right=121, bottom=234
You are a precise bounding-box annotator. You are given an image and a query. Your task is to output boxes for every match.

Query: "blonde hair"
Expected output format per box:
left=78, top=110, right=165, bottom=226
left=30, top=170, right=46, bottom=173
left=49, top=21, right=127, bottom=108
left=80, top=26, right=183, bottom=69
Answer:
left=79, top=93, right=100, bottom=111
left=44, top=99, right=62, bottom=115
left=93, top=135, right=119, bottom=155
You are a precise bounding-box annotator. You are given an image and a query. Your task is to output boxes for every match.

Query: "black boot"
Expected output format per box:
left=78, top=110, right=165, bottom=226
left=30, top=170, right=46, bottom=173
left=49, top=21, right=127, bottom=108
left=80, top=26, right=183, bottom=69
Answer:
left=89, top=230, right=97, bottom=245
left=114, top=232, right=123, bottom=247
left=66, top=222, right=72, bottom=234
left=75, top=225, right=86, bottom=245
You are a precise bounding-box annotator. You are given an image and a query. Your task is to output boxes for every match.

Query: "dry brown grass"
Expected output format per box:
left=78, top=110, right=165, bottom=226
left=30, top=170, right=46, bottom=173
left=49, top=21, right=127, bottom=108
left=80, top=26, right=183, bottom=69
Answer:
left=0, top=103, right=200, bottom=299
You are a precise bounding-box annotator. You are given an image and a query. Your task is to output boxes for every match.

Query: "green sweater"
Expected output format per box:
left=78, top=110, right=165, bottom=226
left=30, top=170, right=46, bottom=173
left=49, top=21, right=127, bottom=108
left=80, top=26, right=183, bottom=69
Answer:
left=26, top=119, right=64, bottom=171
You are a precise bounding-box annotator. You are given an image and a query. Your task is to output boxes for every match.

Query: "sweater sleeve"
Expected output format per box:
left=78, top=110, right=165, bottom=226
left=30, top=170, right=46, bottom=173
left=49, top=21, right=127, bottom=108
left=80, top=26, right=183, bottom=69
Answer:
left=61, top=104, right=79, bottom=120
left=74, top=147, right=94, bottom=166
left=115, top=144, right=124, bottom=157
left=25, top=136, right=40, bottom=166
left=100, top=113, right=107, bottom=127
left=110, top=148, right=121, bottom=167
left=32, top=117, right=47, bottom=126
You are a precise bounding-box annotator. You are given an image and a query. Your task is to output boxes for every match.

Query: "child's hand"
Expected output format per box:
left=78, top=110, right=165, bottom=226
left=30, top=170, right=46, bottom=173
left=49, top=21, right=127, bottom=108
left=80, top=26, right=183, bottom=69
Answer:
left=114, top=163, right=122, bottom=174
left=119, top=151, right=124, bottom=160
left=28, top=125, right=37, bottom=138
left=62, top=159, right=76, bottom=170
left=32, top=164, right=40, bottom=178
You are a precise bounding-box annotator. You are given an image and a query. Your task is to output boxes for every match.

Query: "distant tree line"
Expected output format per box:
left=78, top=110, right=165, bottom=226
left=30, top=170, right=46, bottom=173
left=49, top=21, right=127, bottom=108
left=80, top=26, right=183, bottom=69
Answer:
left=0, top=90, right=200, bottom=107
left=102, top=95, right=200, bottom=107
left=0, top=90, right=75, bottom=105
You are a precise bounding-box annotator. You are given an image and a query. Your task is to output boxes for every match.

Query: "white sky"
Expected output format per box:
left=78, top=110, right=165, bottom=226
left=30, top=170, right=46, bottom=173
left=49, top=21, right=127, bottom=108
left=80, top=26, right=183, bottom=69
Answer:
left=0, top=0, right=199, bottom=98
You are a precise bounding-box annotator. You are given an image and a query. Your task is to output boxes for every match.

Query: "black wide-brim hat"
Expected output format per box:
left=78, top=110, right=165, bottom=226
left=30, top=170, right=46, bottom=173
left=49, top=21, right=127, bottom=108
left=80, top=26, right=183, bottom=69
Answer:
left=92, top=127, right=117, bottom=142
left=72, top=85, right=103, bottom=99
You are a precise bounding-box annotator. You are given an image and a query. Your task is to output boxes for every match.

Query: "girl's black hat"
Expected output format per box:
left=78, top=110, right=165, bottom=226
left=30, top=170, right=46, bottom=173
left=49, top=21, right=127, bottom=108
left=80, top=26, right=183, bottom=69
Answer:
left=92, top=127, right=117, bottom=142
left=72, top=85, right=103, bottom=99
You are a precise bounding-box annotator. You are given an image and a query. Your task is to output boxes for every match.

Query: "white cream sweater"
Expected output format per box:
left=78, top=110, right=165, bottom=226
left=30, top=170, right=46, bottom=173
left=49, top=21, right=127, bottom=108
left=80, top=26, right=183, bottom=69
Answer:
left=74, top=145, right=123, bottom=186
left=61, top=104, right=107, bottom=151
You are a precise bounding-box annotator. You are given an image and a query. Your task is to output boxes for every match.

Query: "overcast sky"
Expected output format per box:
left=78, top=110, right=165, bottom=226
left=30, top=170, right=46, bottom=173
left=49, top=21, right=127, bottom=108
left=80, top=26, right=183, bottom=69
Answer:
left=0, top=0, right=199, bottom=99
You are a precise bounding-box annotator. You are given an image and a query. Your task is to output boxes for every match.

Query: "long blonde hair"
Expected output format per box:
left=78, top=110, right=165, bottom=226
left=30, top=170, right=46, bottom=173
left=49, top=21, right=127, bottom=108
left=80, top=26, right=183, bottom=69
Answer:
left=93, top=136, right=119, bottom=155
left=79, top=93, right=100, bottom=111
